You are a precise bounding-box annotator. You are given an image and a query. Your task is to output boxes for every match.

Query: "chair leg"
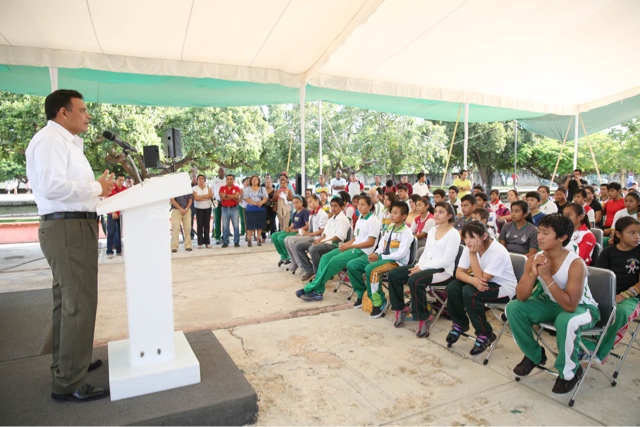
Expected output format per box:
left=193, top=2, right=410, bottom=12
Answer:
left=483, top=320, right=508, bottom=366
left=612, top=320, right=640, bottom=379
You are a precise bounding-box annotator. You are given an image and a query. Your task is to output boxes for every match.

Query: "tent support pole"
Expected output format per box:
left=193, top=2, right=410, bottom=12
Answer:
left=463, top=103, right=469, bottom=170
left=49, top=67, right=58, bottom=92
left=318, top=101, right=322, bottom=177
left=550, top=117, right=574, bottom=186
left=514, top=120, right=518, bottom=190
left=573, top=114, right=579, bottom=170
left=441, top=104, right=462, bottom=188
left=580, top=115, right=602, bottom=186
left=300, top=86, right=306, bottom=194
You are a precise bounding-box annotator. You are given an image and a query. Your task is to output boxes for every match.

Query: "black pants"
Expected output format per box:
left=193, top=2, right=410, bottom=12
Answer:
left=195, top=207, right=212, bottom=245
left=388, top=266, right=452, bottom=321
left=445, top=280, right=509, bottom=336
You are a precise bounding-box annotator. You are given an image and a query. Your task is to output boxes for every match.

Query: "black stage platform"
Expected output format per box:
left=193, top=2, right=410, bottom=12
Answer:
left=0, top=289, right=258, bottom=426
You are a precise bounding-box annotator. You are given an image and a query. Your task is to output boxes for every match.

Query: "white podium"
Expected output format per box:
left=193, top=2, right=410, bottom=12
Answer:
left=97, top=172, right=200, bottom=401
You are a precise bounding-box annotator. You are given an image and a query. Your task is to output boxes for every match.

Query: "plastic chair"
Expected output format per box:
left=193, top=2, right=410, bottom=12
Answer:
left=590, top=228, right=604, bottom=247
left=522, top=266, right=617, bottom=407
left=428, top=244, right=465, bottom=326
left=590, top=242, right=602, bottom=265
left=482, top=253, right=527, bottom=365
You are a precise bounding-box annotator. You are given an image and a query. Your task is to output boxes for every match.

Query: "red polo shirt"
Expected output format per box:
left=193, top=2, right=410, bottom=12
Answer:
left=108, top=184, right=127, bottom=215
left=219, top=184, right=241, bottom=207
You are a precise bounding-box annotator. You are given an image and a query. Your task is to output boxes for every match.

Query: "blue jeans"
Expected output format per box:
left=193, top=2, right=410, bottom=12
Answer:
left=106, top=213, right=121, bottom=255
left=221, top=206, right=239, bottom=244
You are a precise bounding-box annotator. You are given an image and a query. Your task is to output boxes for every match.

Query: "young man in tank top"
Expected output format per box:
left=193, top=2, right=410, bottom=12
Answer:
left=506, top=214, right=599, bottom=395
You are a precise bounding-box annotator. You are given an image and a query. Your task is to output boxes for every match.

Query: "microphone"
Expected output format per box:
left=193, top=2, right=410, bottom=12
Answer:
left=103, top=131, right=138, bottom=153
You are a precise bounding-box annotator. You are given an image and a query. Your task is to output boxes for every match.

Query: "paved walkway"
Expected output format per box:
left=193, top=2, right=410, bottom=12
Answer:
left=1, top=239, right=638, bottom=425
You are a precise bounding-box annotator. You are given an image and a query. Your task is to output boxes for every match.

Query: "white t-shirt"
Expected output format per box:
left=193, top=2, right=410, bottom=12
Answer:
left=539, top=199, right=558, bottom=215
left=329, top=177, right=347, bottom=195
left=457, top=241, right=518, bottom=298
left=211, top=176, right=226, bottom=201
left=321, top=211, right=350, bottom=244
left=353, top=213, right=381, bottom=255
left=418, top=227, right=461, bottom=277
left=611, top=209, right=638, bottom=229
left=413, top=181, right=429, bottom=197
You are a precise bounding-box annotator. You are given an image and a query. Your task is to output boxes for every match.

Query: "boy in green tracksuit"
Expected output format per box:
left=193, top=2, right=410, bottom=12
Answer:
left=348, top=202, right=414, bottom=318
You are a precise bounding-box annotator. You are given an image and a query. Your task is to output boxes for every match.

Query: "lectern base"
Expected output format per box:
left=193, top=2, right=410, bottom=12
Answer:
left=108, top=331, right=200, bottom=401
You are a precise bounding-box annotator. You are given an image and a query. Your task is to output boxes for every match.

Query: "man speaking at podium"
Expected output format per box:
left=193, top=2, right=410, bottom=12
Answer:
left=26, top=89, right=115, bottom=402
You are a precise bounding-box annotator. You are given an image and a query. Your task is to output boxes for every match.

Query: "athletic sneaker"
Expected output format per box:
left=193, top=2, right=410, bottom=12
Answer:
left=445, top=323, right=469, bottom=344
left=470, top=333, right=496, bottom=356
left=552, top=366, right=583, bottom=394
left=370, top=301, right=387, bottom=319
left=394, top=307, right=409, bottom=327
left=300, top=291, right=323, bottom=302
left=353, top=298, right=363, bottom=309
left=295, top=289, right=305, bottom=298
left=416, top=314, right=435, bottom=338
left=513, top=348, right=547, bottom=377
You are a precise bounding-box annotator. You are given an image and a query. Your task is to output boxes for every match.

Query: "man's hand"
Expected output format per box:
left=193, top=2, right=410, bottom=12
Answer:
left=368, top=253, right=379, bottom=262
left=98, top=170, right=115, bottom=197
left=407, top=265, right=421, bottom=276
left=473, top=276, right=489, bottom=292
left=112, top=212, right=119, bottom=220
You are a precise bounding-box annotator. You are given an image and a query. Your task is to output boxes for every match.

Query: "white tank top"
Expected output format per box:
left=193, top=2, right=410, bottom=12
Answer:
left=537, top=249, right=598, bottom=307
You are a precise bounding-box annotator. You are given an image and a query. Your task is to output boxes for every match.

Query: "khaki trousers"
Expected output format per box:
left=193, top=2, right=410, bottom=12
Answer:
left=171, top=208, right=192, bottom=250
left=39, top=218, right=99, bottom=393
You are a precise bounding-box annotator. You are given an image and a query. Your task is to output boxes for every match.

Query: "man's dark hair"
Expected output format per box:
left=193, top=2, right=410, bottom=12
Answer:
left=572, top=188, right=587, bottom=199
left=116, top=173, right=126, bottom=179
left=574, top=168, right=582, bottom=174
left=607, top=182, right=622, bottom=191
left=525, top=191, right=541, bottom=202
left=417, top=172, right=425, bottom=180
left=226, top=174, right=235, bottom=179
left=449, top=185, right=459, bottom=194
left=511, top=200, right=529, bottom=214
left=391, top=201, right=409, bottom=216
left=396, top=184, right=407, bottom=192
left=352, top=194, right=361, bottom=204
left=45, top=89, right=84, bottom=120
left=460, top=194, right=476, bottom=205
left=473, top=184, right=485, bottom=192
left=376, top=187, right=384, bottom=196
left=475, top=192, right=488, bottom=202
left=330, top=196, right=345, bottom=207
left=385, top=179, right=394, bottom=187
left=538, top=214, right=574, bottom=247
left=460, top=169, right=467, bottom=174
left=433, top=189, right=446, bottom=198
left=338, top=190, right=351, bottom=204
left=472, top=207, right=490, bottom=222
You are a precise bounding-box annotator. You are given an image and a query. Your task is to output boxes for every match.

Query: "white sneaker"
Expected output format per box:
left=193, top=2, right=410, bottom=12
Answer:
left=107, top=254, right=113, bottom=259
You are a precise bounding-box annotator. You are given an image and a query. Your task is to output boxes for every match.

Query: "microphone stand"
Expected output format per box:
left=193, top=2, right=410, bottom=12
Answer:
left=123, top=147, right=143, bottom=188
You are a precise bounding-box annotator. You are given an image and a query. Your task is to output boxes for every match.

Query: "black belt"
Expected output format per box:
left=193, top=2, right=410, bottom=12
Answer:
left=221, top=205, right=238, bottom=209
left=41, top=211, right=99, bottom=221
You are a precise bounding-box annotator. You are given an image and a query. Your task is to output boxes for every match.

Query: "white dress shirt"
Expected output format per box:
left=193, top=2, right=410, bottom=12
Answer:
left=26, top=121, right=101, bottom=215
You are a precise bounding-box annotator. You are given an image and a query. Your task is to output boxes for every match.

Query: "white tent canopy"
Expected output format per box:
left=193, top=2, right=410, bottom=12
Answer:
left=2, top=0, right=640, bottom=117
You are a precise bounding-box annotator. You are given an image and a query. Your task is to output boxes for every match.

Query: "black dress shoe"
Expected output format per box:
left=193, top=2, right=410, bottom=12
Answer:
left=88, top=359, right=102, bottom=372
left=51, top=383, right=109, bottom=402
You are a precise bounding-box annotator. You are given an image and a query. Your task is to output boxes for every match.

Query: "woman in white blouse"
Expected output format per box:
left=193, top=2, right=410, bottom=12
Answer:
left=192, top=174, right=213, bottom=248
left=388, top=202, right=461, bottom=338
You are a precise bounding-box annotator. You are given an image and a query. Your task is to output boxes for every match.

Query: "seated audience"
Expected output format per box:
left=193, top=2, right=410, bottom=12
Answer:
left=454, top=194, right=477, bottom=231
left=446, top=221, right=517, bottom=355
left=498, top=189, right=520, bottom=222
left=473, top=185, right=485, bottom=195
left=388, top=202, right=461, bottom=336
left=554, top=187, right=569, bottom=215
left=584, top=186, right=603, bottom=229
left=563, top=203, right=596, bottom=265
left=432, top=188, right=447, bottom=204
left=538, top=185, right=558, bottom=215
left=571, top=189, right=595, bottom=227
left=610, top=190, right=639, bottom=232
left=348, top=201, right=413, bottom=318
left=603, top=182, right=626, bottom=237
left=499, top=200, right=538, bottom=258
left=475, top=192, right=490, bottom=210
left=383, top=179, right=396, bottom=194
left=297, top=196, right=380, bottom=302
left=471, top=208, right=497, bottom=241
left=506, top=214, right=599, bottom=395
left=448, top=185, right=461, bottom=216
left=525, top=191, right=546, bottom=227
left=286, top=194, right=328, bottom=277
left=411, top=196, right=435, bottom=249
left=591, top=217, right=640, bottom=362
left=273, top=196, right=309, bottom=266
left=380, top=191, right=398, bottom=233
left=406, top=194, right=422, bottom=226
left=490, top=189, right=509, bottom=217
left=305, top=197, right=351, bottom=280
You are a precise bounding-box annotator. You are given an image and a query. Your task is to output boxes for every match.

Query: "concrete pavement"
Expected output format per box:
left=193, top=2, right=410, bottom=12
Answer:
left=1, top=238, right=638, bottom=425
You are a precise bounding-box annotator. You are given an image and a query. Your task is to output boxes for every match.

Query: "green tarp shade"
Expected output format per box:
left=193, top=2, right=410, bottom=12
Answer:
left=519, top=93, right=640, bottom=141
left=1, top=64, right=637, bottom=139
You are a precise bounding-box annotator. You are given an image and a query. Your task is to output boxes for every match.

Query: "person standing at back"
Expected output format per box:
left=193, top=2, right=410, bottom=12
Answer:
left=106, top=174, right=127, bottom=258
left=453, top=169, right=472, bottom=198
left=211, top=167, right=226, bottom=244
left=219, top=174, right=242, bottom=248
left=26, top=89, right=114, bottom=401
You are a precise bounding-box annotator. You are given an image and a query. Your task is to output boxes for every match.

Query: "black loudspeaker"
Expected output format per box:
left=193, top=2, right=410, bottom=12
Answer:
left=296, top=173, right=302, bottom=196
left=143, top=145, right=160, bottom=168
left=163, top=128, right=182, bottom=159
